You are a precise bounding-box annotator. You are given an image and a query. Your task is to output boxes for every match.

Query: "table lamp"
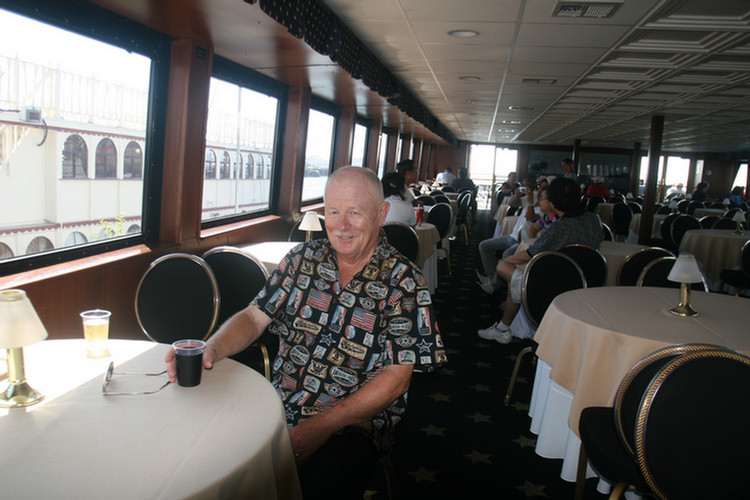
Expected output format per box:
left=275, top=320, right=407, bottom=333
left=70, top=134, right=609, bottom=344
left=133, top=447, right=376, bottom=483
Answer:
left=723, top=198, right=731, bottom=206
left=0, top=289, right=48, bottom=407
left=299, top=211, right=322, bottom=242
left=732, top=211, right=745, bottom=234
left=668, top=199, right=679, bottom=211
left=666, top=253, right=703, bottom=317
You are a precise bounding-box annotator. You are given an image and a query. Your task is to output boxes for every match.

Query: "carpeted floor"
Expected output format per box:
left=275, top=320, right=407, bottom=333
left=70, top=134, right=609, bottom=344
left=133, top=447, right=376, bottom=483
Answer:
left=365, top=209, right=610, bottom=500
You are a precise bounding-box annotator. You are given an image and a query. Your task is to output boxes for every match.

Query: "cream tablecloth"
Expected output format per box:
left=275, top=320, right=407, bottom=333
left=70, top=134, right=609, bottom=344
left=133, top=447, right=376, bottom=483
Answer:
left=595, top=203, right=615, bottom=229
left=693, top=207, right=726, bottom=218
left=241, top=241, right=300, bottom=275
left=529, top=287, right=750, bottom=483
left=0, top=339, right=301, bottom=500
left=598, top=240, right=647, bottom=286
left=679, top=229, right=750, bottom=288
left=627, top=213, right=667, bottom=243
left=415, top=222, right=440, bottom=294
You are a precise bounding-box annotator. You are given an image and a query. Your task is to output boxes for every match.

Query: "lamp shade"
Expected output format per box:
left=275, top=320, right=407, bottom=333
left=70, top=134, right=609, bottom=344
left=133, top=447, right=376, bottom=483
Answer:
left=299, top=211, right=322, bottom=232
left=723, top=198, right=731, bottom=205
left=668, top=199, right=679, bottom=209
left=732, top=211, right=745, bottom=223
left=0, top=289, right=48, bottom=348
left=667, top=253, right=703, bottom=284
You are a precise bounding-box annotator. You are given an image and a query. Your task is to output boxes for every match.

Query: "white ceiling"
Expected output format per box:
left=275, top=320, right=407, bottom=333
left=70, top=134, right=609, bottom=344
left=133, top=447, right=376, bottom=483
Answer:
left=321, top=0, right=750, bottom=153
left=88, top=0, right=750, bottom=154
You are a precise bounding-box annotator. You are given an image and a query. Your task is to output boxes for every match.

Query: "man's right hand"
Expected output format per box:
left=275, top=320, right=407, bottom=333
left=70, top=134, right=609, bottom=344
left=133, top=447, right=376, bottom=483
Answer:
left=164, top=343, right=217, bottom=384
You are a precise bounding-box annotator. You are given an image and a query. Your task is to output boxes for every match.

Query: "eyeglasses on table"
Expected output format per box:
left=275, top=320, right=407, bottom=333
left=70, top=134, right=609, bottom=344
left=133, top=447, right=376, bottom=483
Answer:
left=102, top=361, right=170, bottom=396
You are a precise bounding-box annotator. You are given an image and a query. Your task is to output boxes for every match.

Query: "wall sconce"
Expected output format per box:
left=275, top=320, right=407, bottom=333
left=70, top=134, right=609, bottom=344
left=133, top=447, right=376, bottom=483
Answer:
left=299, top=212, right=322, bottom=242
left=0, top=289, right=48, bottom=407
left=666, top=254, right=703, bottom=317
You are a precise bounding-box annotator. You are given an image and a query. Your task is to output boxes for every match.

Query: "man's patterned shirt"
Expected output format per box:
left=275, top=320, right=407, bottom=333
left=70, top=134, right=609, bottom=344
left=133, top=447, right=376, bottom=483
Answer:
left=251, top=236, right=446, bottom=434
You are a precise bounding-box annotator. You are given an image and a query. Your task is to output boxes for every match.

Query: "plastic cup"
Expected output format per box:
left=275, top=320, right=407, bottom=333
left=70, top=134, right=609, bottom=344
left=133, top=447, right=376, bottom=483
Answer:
left=172, top=339, right=205, bottom=387
left=80, top=309, right=111, bottom=358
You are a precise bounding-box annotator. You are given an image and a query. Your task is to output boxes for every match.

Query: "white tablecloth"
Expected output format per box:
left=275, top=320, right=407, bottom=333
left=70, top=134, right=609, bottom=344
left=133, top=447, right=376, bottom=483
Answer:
left=0, top=339, right=301, bottom=500
left=415, top=222, right=440, bottom=294
left=529, top=287, right=750, bottom=485
left=679, top=229, right=750, bottom=289
left=241, top=241, right=299, bottom=275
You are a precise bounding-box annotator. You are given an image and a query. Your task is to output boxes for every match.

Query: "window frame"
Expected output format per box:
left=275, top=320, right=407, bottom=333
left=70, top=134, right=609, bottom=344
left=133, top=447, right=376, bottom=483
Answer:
left=301, top=96, right=340, bottom=205
left=0, top=0, right=170, bottom=277
left=351, top=116, right=371, bottom=168
left=200, top=55, right=288, bottom=229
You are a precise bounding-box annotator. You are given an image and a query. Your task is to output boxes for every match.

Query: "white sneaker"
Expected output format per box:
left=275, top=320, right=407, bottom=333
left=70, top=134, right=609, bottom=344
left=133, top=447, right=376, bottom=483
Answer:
left=475, top=271, right=496, bottom=295
left=477, top=322, right=512, bottom=344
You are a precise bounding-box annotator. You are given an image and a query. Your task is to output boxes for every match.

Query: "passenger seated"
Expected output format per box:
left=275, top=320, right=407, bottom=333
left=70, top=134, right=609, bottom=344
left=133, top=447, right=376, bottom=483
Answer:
left=477, top=177, right=602, bottom=343
left=382, top=172, right=417, bottom=226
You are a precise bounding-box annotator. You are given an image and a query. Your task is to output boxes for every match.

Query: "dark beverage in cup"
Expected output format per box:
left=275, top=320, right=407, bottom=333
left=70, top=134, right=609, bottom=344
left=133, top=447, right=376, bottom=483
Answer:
left=172, top=339, right=205, bottom=387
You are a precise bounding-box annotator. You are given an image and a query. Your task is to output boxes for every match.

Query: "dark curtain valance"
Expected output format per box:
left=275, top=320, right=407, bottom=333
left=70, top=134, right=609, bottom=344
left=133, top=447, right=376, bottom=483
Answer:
left=257, top=0, right=456, bottom=145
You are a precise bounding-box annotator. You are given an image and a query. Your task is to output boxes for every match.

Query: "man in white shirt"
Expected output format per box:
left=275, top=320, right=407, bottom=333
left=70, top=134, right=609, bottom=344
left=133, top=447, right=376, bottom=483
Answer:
left=436, top=167, right=456, bottom=185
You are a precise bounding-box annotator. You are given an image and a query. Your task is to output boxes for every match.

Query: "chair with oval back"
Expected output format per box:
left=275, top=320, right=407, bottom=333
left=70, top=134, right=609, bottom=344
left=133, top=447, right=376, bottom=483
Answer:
left=135, top=253, right=220, bottom=345
left=627, top=201, right=642, bottom=214
left=559, top=244, right=607, bottom=287
left=657, top=212, right=680, bottom=251
left=202, top=246, right=272, bottom=379
left=414, top=195, right=436, bottom=206
left=575, top=344, right=733, bottom=500
left=432, top=193, right=451, bottom=205
left=611, top=203, right=633, bottom=241
left=455, top=192, right=473, bottom=243
left=699, top=214, right=720, bottom=229
left=669, top=214, right=701, bottom=248
left=636, top=256, right=709, bottom=292
left=723, top=207, right=743, bottom=219
left=504, top=251, right=586, bottom=406
left=676, top=199, right=689, bottom=214
left=634, top=349, right=750, bottom=500
left=686, top=200, right=703, bottom=215
left=382, top=222, right=420, bottom=263
left=712, top=217, right=737, bottom=230
left=617, top=247, right=674, bottom=286
left=426, top=202, right=452, bottom=275
left=601, top=223, right=614, bottom=241
left=719, top=239, right=750, bottom=296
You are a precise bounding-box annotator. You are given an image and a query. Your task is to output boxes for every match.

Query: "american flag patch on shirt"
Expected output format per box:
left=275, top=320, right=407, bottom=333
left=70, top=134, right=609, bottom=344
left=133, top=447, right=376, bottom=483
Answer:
left=308, top=288, right=332, bottom=311
left=351, top=307, right=376, bottom=331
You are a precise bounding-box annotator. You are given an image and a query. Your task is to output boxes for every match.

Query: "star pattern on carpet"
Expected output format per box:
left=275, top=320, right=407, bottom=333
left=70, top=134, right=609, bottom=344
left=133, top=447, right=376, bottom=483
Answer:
left=472, top=360, right=491, bottom=369
left=440, top=368, right=456, bottom=376
left=467, top=412, right=492, bottom=423
left=510, top=401, right=530, bottom=412
left=469, top=383, right=492, bottom=392
left=408, top=466, right=439, bottom=482
left=512, top=435, right=537, bottom=448
left=429, top=392, right=452, bottom=402
left=515, top=480, right=549, bottom=497
left=420, top=424, right=446, bottom=436
left=463, top=449, right=492, bottom=464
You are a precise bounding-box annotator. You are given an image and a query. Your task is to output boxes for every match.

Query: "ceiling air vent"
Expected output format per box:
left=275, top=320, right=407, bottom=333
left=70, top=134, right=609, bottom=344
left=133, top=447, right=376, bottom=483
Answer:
left=552, top=0, right=623, bottom=18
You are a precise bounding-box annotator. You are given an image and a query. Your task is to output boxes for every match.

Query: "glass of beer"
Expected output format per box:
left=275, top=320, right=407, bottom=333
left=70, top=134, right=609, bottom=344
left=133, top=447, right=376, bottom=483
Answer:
left=80, top=309, right=112, bottom=358
left=172, top=339, right=206, bottom=387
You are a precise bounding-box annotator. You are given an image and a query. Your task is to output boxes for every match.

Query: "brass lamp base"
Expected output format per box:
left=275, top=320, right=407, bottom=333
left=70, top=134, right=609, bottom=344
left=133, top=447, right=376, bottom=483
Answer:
left=669, top=283, right=699, bottom=317
left=0, top=347, right=44, bottom=408
left=669, top=303, right=699, bottom=317
left=0, top=380, right=45, bottom=407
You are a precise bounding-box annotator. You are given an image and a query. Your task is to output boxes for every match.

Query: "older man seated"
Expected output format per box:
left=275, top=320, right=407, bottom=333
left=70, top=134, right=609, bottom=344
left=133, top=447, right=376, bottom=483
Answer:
left=477, top=177, right=602, bottom=343
left=166, top=166, right=446, bottom=499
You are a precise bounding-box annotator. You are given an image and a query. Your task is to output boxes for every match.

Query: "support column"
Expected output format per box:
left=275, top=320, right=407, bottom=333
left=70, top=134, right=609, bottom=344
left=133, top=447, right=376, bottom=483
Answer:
left=639, top=115, right=664, bottom=245
left=277, top=85, right=311, bottom=215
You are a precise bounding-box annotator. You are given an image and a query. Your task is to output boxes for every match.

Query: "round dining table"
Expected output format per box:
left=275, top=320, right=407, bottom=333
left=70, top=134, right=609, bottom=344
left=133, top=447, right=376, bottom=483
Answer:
left=678, top=229, right=750, bottom=288
left=528, top=287, right=750, bottom=485
left=0, top=339, right=301, bottom=500
left=414, top=221, right=441, bottom=294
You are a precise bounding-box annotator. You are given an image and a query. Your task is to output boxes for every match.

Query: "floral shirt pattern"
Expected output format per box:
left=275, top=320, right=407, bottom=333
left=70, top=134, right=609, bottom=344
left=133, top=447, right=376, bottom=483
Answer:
left=251, top=236, right=446, bottom=437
